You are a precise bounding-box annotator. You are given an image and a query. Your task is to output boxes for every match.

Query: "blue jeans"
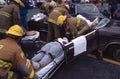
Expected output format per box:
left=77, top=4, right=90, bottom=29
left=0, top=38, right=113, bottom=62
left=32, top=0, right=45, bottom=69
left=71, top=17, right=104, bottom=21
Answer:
left=32, top=42, right=63, bottom=66
left=20, top=14, right=28, bottom=30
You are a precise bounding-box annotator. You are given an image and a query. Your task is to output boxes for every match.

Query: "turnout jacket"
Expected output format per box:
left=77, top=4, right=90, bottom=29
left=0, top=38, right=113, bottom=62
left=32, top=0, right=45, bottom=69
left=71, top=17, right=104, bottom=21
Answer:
left=47, top=5, right=70, bottom=42
left=41, top=2, right=53, bottom=16
left=0, top=3, right=20, bottom=30
left=48, top=5, right=69, bottom=25
left=0, top=37, right=35, bottom=79
left=65, top=17, right=89, bottom=39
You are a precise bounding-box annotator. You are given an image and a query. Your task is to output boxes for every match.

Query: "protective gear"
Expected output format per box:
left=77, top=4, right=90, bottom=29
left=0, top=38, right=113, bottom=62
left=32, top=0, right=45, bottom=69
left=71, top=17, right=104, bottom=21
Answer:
left=57, top=15, right=67, bottom=25
left=6, top=25, right=25, bottom=36
left=64, top=16, right=90, bottom=40
left=0, top=37, right=35, bottom=79
left=14, top=0, right=25, bottom=7
left=47, top=5, right=69, bottom=42
left=41, top=2, right=53, bottom=16
left=0, top=3, right=21, bottom=31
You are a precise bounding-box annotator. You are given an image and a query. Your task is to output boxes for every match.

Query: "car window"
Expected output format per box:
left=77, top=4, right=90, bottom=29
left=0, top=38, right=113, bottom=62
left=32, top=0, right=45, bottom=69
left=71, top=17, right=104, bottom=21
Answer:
left=95, top=18, right=110, bottom=29
left=76, top=4, right=99, bottom=13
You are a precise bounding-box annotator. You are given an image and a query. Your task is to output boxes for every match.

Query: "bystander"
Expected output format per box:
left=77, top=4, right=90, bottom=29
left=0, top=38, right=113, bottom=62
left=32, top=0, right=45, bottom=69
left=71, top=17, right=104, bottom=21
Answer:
left=20, top=0, right=30, bottom=30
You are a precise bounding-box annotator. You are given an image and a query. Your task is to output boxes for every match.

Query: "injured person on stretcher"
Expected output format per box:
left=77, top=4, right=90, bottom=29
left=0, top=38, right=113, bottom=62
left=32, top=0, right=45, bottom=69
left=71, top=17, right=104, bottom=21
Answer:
left=30, top=37, right=69, bottom=70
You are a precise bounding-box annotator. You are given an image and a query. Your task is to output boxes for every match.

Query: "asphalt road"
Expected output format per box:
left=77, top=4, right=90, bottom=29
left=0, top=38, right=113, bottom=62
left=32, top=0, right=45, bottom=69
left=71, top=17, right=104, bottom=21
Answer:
left=50, top=54, right=120, bottom=79
left=27, top=9, right=120, bottom=79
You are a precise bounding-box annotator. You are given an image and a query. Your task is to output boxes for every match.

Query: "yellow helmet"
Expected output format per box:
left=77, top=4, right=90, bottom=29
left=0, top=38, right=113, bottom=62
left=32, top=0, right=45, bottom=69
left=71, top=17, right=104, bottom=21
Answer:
left=57, top=15, right=67, bottom=25
left=14, top=0, right=25, bottom=7
left=7, top=25, right=25, bottom=37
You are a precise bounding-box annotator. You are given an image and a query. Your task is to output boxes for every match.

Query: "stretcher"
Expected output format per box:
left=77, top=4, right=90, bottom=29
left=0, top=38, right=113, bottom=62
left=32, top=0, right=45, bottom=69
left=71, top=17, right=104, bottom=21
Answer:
left=35, top=52, right=64, bottom=79
left=32, top=35, right=87, bottom=79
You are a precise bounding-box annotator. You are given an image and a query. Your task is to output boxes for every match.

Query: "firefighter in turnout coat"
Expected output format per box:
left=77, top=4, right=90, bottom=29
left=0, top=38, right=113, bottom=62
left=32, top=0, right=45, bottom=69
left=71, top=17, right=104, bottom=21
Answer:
left=0, top=0, right=25, bottom=40
left=57, top=15, right=90, bottom=41
left=0, top=25, right=38, bottom=79
left=41, top=2, right=54, bottom=16
left=47, top=4, right=70, bottom=42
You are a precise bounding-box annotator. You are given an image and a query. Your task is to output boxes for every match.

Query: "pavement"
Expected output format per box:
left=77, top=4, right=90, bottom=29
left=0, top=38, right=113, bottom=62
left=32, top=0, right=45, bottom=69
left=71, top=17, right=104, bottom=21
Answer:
left=50, top=54, right=120, bottom=79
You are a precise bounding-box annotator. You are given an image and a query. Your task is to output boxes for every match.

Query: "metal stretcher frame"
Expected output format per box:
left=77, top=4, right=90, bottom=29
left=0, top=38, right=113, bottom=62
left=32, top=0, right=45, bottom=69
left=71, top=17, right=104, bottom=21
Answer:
left=41, top=59, right=64, bottom=79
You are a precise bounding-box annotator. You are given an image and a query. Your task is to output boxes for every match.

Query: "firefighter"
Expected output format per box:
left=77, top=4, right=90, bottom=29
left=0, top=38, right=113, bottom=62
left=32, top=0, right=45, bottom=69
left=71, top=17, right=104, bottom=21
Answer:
left=41, top=2, right=54, bottom=16
left=0, top=25, right=38, bottom=79
left=57, top=15, right=91, bottom=41
left=40, top=0, right=66, bottom=16
left=0, top=0, right=25, bottom=40
left=47, top=3, right=70, bottom=42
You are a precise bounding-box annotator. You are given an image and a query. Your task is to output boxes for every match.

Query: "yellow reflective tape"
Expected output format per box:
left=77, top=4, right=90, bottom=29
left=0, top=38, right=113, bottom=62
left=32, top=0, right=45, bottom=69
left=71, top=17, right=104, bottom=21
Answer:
left=76, top=18, right=80, bottom=27
left=48, top=18, right=58, bottom=25
left=8, top=71, right=14, bottom=79
left=29, top=69, right=35, bottom=79
left=0, top=45, right=4, bottom=49
left=25, top=61, right=30, bottom=68
left=0, top=59, right=12, bottom=68
left=0, top=11, right=11, bottom=18
left=53, top=10, right=62, bottom=15
left=20, top=52, right=24, bottom=59
left=66, top=32, right=70, bottom=34
left=77, top=25, right=89, bottom=35
left=0, top=64, right=3, bottom=67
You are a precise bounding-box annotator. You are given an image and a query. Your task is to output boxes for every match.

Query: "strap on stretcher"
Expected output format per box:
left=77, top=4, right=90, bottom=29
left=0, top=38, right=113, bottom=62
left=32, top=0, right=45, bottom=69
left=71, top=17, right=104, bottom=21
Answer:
left=63, top=42, right=74, bottom=64
left=56, top=39, right=75, bottom=64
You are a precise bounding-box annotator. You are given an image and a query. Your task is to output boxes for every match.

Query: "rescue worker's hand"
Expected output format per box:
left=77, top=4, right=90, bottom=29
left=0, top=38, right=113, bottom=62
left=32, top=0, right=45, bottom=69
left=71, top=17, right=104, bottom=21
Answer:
left=26, top=31, right=36, bottom=36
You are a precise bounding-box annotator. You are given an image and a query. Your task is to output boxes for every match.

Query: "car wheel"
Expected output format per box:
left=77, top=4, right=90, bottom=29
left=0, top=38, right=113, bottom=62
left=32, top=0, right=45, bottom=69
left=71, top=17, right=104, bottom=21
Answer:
left=107, top=45, right=120, bottom=61
left=113, top=46, right=120, bottom=61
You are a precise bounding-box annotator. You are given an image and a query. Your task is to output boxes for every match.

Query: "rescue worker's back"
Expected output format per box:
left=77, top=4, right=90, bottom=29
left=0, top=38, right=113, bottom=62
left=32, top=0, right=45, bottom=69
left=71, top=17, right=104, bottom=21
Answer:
left=0, top=2, right=20, bottom=30
left=47, top=4, right=70, bottom=42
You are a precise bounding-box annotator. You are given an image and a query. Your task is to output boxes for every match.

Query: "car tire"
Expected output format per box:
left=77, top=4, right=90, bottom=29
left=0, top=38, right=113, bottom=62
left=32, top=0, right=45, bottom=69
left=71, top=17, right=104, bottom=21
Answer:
left=113, top=46, right=120, bottom=61
left=107, top=45, right=120, bottom=61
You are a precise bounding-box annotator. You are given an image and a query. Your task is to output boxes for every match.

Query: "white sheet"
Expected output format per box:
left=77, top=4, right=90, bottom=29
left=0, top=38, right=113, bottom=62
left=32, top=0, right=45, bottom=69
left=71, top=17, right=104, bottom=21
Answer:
left=72, top=35, right=87, bottom=56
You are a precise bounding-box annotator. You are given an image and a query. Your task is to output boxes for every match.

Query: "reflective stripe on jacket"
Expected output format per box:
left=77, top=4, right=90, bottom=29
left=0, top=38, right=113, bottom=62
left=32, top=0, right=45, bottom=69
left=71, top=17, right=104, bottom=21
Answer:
left=0, top=37, right=35, bottom=79
left=0, top=59, right=12, bottom=68
left=0, top=3, right=20, bottom=30
left=48, top=5, right=68, bottom=25
left=0, top=11, right=11, bottom=18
